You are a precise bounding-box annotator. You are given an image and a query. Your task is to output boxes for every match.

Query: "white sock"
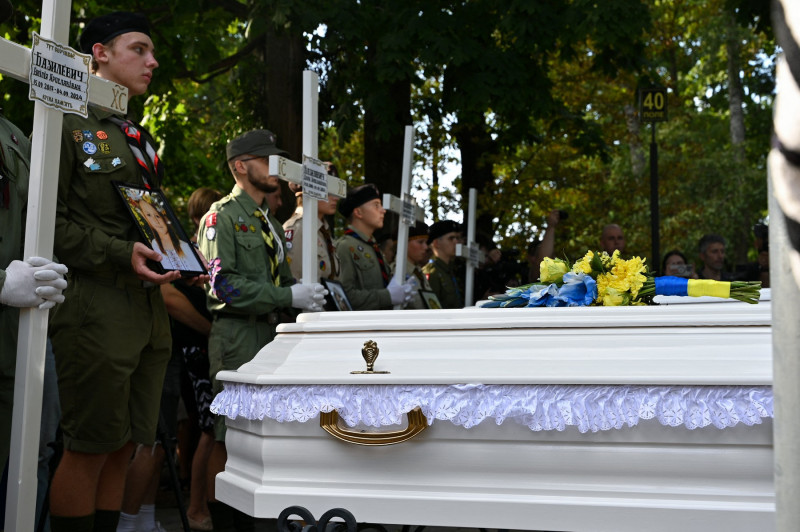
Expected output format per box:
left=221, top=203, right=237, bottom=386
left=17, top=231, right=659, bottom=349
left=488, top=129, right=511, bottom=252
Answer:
left=138, top=504, right=157, bottom=530
left=116, top=512, right=138, bottom=532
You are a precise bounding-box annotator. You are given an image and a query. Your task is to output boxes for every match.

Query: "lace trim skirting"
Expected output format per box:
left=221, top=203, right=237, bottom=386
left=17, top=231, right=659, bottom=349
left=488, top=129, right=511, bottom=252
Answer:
left=210, top=383, right=773, bottom=433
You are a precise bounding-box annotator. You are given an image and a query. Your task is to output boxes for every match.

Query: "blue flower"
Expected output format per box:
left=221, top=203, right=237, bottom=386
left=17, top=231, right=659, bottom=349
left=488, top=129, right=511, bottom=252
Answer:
left=526, top=283, right=562, bottom=307
left=555, top=272, right=597, bottom=307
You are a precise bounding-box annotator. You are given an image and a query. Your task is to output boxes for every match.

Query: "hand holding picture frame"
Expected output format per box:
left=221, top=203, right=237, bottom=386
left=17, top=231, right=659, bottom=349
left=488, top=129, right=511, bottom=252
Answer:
left=113, top=182, right=207, bottom=276
left=322, top=279, right=353, bottom=311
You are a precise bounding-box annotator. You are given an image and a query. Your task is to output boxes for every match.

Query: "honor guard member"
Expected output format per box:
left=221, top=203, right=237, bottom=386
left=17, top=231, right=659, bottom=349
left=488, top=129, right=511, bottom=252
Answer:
left=282, top=163, right=340, bottom=282
left=197, top=129, right=326, bottom=530
left=335, top=184, right=413, bottom=310
left=46, top=12, right=196, bottom=532
left=422, top=220, right=463, bottom=309
left=403, top=222, right=434, bottom=309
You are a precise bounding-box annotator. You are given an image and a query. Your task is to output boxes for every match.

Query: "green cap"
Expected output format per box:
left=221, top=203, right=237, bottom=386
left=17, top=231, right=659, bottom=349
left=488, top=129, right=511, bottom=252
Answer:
left=226, top=129, right=288, bottom=161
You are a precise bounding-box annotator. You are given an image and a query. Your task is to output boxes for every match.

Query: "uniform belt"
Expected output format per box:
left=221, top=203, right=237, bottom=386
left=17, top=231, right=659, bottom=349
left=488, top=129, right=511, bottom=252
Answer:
left=72, top=270, right=156, bottom=290
left=214, top=311, right=280, bottom=325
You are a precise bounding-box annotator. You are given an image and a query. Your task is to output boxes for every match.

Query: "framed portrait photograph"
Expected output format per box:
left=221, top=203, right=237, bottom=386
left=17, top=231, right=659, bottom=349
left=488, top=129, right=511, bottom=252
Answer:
left=419, top=290, right=442, bottom=309
left=112, top=182, right=207, bottom=276
left=322, top=279, right=353, bottom=311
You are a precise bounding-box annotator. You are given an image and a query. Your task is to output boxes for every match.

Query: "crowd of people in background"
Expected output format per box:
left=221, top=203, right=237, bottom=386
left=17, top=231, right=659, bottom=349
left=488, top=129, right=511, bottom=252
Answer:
left=0, top=7, right=772, bottom=532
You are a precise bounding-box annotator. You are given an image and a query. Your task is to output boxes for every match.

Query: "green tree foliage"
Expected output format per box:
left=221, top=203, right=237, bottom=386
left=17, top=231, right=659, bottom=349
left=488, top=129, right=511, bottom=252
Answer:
left=0, top=0, right=775, bottom=274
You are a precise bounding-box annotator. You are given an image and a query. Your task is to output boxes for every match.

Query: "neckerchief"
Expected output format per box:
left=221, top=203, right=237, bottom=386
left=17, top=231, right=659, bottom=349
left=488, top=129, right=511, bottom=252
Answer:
left=319, top=223, right=338, bottom=279
left=253, top=208, right=281, bottom=286
left=107, top=116, right=164, bottom=189
left=345, top=228, right=389, bottom=287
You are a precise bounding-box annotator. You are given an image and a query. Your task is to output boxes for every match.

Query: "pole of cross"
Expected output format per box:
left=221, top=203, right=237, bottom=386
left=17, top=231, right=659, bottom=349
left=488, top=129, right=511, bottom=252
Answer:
left=455, top=188, right=483, bottom=306
left=301, top=70, right=319, bottom=286
left=1, top=2, right=129, bottom=529
left=386, top=126, right=413, bottom=285
left=381, top=126, right=425, bottom=309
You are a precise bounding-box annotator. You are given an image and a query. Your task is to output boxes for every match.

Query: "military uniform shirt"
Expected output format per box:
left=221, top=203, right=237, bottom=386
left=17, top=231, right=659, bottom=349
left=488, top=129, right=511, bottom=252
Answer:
left=422, top=256, right=462, bottom=309
left=198, top=185, right=294, bottom=317
left=53, top=106, right=145, bottom=273
left=334, top=226, right=392, bottom=310
left=283, top=206, right=339, bottom=282
left=0, top=115, right=31, bottom=465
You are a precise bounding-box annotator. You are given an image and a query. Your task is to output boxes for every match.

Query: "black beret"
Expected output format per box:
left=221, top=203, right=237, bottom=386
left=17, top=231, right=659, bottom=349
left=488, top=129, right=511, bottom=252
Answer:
left=338, top=184, right=381, bottom=218
left=79, top=11, right=150, bottom=54
left=428, top=220, right=461, bottom=244
left=409, top=222, right=429, bottom=240
left=226, top=129, right=288, bottom=161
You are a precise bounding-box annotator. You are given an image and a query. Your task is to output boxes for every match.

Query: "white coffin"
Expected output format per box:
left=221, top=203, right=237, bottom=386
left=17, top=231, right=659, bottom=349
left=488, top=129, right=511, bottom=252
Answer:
left=212, top=293, right=774, bottom=532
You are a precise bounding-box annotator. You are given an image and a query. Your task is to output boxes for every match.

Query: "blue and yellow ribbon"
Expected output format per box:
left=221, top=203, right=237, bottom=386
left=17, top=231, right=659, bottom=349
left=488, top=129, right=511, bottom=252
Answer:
left=654, top=276, right=731, bottom=299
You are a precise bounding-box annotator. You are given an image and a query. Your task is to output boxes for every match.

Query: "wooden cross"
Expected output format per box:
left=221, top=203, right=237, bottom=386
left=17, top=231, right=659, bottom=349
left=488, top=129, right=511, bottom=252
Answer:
left=0, top=2, right=128, bottom=529
left=455, top=188, right=484, bottom=306
left=267, top=70, right=346, bottom=287
left=381, top=125, right=425, bottom=303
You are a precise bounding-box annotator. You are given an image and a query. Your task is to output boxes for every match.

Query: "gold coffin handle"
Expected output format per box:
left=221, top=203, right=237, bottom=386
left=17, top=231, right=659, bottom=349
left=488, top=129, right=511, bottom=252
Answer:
left=319, top=407, right=428, bottom=446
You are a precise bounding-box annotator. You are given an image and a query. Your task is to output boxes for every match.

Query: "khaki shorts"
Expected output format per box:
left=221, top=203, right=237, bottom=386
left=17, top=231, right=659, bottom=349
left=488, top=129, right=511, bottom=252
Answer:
left=50, top=272, right=171, bottom=454
left=208, top=315, right=276, bottom=441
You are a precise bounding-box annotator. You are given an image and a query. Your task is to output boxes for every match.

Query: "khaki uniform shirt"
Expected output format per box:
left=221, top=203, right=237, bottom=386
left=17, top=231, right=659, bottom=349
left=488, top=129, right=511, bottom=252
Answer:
left=334, top=226, right=392, bottom=310
left=283, top=206, right=339, bottom=282
left=422, top=256, right=463, bottom=309
left=53, top=106, right=144, bottom=274
left=198, top=185, right=294, bottom=317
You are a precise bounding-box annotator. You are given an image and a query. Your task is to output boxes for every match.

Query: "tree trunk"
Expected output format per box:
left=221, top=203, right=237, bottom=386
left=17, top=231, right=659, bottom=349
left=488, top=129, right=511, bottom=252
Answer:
left=263, top=26, right=305, bottom=222
left=726, top=11, right=746, bottom=160
left=454, top=122, right=497, bottom=242
left=363, top=79, right=411, bottom=200
left=624, top=103, right=646, bottom=178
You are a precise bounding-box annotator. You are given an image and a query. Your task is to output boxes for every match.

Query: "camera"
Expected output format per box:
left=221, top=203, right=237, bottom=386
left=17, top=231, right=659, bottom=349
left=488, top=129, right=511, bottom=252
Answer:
left=557, top=210, right=568, bottom=221
left=668, top=264, right=694, bottom=278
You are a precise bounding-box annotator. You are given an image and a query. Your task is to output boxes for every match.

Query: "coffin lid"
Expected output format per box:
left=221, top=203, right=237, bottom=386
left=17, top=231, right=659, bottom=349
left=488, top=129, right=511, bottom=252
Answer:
left=216, top=291, right=772, bottom=387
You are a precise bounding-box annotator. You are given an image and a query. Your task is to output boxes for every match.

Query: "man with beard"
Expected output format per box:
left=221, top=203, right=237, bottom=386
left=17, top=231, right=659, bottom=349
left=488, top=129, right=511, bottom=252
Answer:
left=196, top=129, right=326, bottom=531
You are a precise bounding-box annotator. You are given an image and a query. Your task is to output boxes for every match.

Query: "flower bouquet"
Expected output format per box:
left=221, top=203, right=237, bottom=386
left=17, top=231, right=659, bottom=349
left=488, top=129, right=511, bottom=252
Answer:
left=481, top=250, right=761, bottom=308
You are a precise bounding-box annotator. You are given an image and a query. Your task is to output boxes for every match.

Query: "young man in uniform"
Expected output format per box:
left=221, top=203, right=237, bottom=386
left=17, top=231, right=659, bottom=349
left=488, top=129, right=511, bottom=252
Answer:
left=197, top=129, right=326, bottom=531
left=283, top=163, right=340, bottom=283
left=334, top=184, right=412, bottom=310
left=47, top=12, right=195, bottom=532
left=422, top=220, right=463, bottom=309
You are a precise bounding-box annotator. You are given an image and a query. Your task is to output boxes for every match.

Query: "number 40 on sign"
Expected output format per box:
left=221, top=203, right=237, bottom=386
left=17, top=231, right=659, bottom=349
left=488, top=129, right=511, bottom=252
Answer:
left=639, top=87, right=668, bottom=122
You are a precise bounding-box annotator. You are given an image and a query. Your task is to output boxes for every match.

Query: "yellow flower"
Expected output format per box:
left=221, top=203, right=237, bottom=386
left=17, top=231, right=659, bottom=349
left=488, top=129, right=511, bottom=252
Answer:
left=572, top=251, right=594, bottom=274
left=601, top=286, right=630, bottom=306
left=540, top=257, right=569, bottom=284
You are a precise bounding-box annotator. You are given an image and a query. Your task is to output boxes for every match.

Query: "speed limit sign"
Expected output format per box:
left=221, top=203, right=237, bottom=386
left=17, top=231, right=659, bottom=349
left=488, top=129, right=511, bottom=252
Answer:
left=640, top=87, right=668, bottom=122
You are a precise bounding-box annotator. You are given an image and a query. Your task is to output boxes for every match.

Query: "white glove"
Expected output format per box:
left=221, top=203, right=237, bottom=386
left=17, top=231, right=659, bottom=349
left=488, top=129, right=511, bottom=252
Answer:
left=0, top=257, right=68, bottom=310
left=387, top=277, right=414, bottom=307
left=290, top=282, right=328, bottom=312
